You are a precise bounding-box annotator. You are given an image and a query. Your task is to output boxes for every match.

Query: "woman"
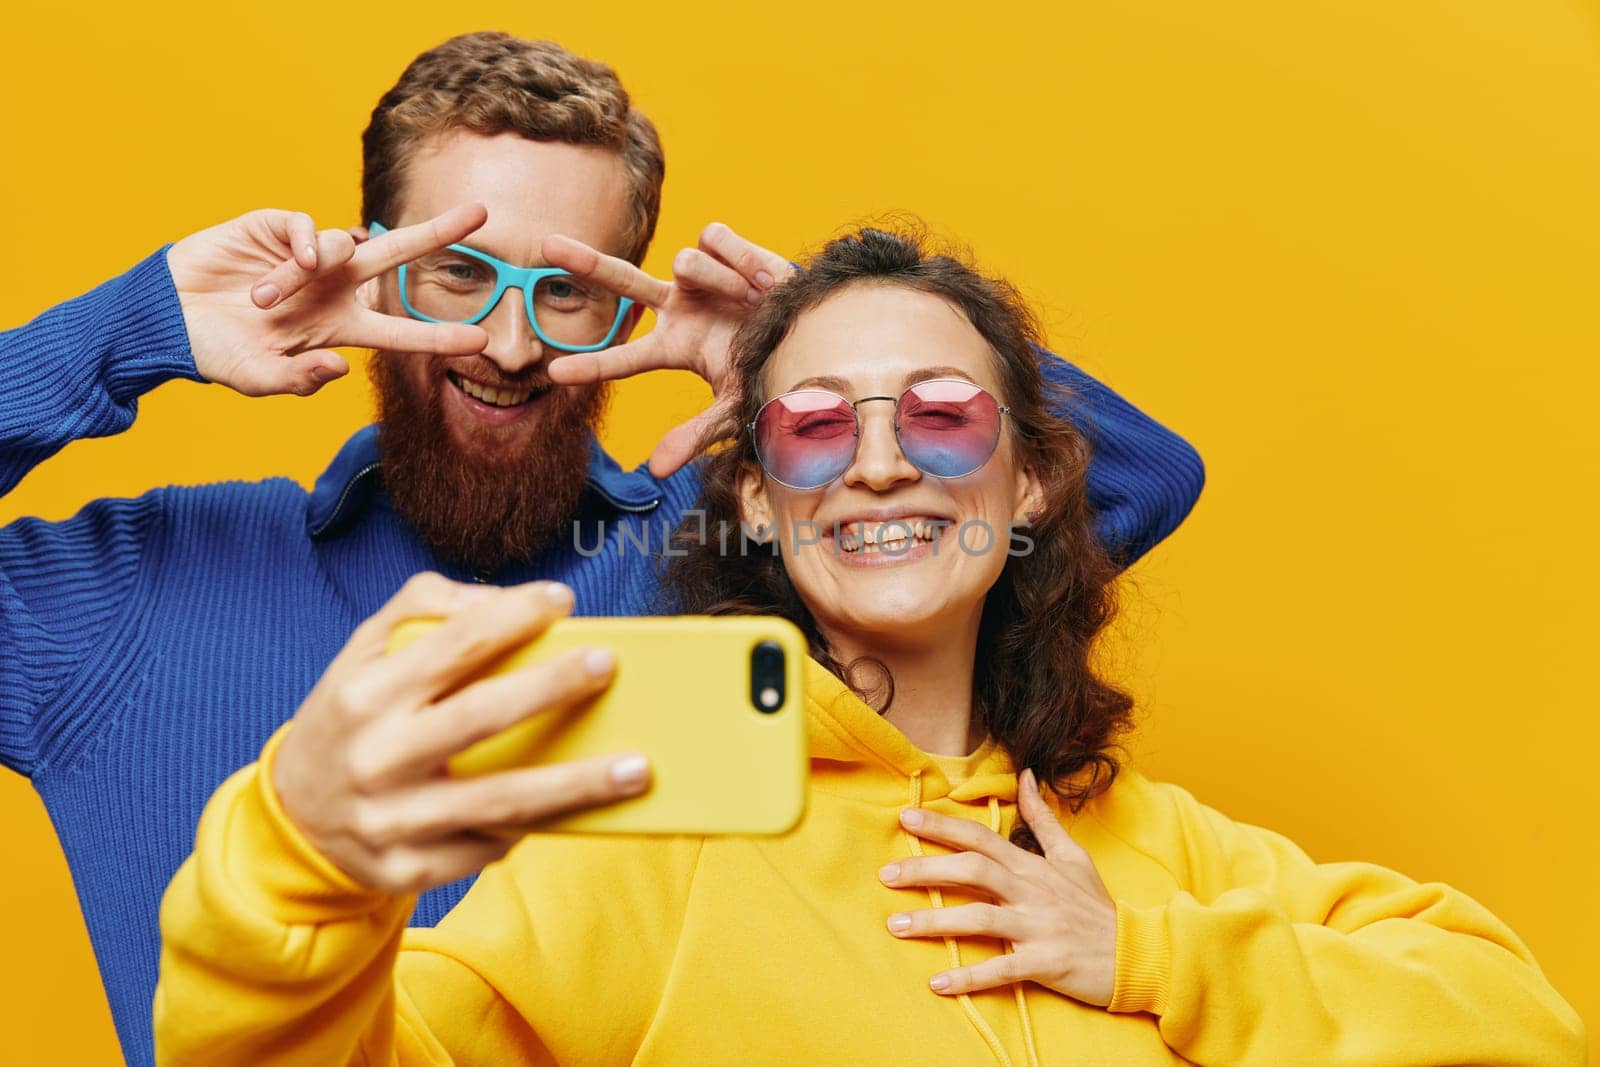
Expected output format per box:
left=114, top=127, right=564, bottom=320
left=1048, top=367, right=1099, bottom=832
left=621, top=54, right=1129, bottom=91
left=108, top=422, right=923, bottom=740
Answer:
left=154, top=228, right=1584, bottom=1065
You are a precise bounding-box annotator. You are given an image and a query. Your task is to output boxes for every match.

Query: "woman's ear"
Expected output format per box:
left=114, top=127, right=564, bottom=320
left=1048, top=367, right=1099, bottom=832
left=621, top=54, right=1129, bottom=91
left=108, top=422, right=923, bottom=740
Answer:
left=1013, top=461, right=1046, bottom=525
left=736, top=461, right=776, bottom=542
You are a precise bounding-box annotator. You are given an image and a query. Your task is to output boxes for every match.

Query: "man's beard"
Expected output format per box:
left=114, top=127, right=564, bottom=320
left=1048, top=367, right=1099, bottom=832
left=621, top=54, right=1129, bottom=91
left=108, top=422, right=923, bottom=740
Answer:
left=370, top=353, right=606, bottom=572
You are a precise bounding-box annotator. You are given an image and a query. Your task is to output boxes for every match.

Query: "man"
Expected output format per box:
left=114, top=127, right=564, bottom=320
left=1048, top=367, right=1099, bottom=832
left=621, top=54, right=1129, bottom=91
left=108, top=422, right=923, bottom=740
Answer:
left=0, top=31, right=1203, bottom=1064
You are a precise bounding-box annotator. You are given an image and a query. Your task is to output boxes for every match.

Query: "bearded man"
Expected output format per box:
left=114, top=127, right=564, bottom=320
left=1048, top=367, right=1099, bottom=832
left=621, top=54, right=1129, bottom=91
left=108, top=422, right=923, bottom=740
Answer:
left=0, top=31, right=1203, bottom=1066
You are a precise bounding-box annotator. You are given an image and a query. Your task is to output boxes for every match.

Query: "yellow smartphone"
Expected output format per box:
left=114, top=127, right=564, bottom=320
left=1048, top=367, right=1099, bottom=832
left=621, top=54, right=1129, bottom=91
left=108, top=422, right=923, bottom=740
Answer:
left=387, top=615, right=808, bottom=836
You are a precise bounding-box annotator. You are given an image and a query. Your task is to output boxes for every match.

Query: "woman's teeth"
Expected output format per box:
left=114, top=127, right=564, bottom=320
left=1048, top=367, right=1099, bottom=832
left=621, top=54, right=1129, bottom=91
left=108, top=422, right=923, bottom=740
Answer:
left=836, top=519, right=943, bottom=554
left=453, top=373, right=535, bottom=408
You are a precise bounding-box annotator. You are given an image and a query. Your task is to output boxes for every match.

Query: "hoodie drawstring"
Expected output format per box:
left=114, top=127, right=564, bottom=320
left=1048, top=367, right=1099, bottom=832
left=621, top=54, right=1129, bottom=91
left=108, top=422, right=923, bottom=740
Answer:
left=991, top=795, right=1042, bottom=1067
left=903, top=774, right=1042, bottom=1067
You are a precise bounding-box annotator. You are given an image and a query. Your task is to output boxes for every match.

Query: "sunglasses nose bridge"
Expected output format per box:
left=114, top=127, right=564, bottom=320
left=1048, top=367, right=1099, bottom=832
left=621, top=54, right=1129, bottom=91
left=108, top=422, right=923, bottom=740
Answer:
left=849, top=395, right=899, bottom=447
left=850, top=396, right=897, bottom=436
left=844, top=398, right=920, bottom=489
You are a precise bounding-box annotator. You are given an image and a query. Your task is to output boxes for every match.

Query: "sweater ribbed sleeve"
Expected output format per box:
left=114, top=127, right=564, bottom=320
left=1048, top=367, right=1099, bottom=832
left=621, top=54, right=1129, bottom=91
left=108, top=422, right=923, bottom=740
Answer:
left=0, top=246, right=202, bottom=496
left=1036, top=347, right=1205, bottom=567
left=0, top=247, right=199, bottom=775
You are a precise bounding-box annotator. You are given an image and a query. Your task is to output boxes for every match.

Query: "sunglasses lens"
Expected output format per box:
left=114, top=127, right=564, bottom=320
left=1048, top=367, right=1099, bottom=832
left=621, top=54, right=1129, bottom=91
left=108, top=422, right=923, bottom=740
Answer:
left=753, top=390, right=858, bottom=489
left=897, top=380, right=1003, bottom=478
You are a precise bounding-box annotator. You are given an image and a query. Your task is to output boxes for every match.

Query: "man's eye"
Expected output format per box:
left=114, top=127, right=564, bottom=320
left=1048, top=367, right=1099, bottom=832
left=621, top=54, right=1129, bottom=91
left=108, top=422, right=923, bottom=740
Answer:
left=420, top=257, right=489, bottom=285
left=543, top=279, right=586, bottom=302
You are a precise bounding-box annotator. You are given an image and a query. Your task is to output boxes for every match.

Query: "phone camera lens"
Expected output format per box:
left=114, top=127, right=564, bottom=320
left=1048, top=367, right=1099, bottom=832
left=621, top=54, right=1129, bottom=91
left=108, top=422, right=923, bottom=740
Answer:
left=750, top=640, right=786, bottom=714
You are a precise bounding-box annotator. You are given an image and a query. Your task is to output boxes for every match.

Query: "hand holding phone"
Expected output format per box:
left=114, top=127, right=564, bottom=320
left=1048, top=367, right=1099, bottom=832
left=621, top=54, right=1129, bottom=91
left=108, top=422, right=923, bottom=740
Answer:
left=386, top=614, right=809, bottom=837
left=268, top=576, right=647, bottom=896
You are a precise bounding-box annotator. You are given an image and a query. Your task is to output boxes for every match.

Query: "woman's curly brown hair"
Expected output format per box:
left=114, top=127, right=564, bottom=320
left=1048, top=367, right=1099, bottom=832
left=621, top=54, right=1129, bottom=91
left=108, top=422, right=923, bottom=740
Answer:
left=663, top=225, right=1134, bottom=817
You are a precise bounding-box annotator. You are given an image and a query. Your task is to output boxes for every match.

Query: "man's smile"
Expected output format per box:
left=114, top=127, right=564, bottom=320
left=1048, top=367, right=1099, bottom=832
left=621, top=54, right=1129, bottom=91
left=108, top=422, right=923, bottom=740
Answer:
left=448, top=370, right=539, bottom=408
left=443, top=370, right=551, bottom=428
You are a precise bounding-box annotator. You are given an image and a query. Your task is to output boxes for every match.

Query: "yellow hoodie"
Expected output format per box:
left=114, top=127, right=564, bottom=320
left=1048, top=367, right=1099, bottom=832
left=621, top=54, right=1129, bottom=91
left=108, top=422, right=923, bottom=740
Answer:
left=155, top=662, right=1584, bottom=1065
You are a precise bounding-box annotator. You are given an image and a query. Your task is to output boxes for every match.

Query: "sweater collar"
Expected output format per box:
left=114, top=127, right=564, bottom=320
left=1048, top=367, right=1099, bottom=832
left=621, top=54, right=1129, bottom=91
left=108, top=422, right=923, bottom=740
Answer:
left=802, top=659, right=1019, bottom=806
left=305, top=424, right=664, bottom=540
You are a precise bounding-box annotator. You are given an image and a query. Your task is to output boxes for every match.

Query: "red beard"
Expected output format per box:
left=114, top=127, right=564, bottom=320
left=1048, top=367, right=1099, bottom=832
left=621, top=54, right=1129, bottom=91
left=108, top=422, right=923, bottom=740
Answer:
left=369, top=353, right=606, bottom=571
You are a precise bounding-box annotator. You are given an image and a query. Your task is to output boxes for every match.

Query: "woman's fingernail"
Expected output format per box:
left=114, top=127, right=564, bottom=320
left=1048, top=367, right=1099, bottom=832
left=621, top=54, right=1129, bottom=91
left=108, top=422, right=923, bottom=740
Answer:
left=585, top=648, right=615, bottom=677
left=610, top=755, right=650, bottom=788
left=900, top=808, right=924, bottom=828
left=302, top=244, right=317, bottom=264
left=930, top=974, right=952, bottom=992
left=745, top=286, right=761, bottom=306
left=879, top=863, right=900, bottom=883
left=887, top=913, right=911, bottom=933
left=755, top=270, right=775, bottom=289
left=253, top=283, right=279, bottom=307
left=542, top=583, right=575, bottom=609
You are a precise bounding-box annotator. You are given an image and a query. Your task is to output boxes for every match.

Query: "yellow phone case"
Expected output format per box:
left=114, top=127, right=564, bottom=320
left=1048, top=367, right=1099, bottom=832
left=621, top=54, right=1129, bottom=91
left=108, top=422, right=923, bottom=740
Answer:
left=387, top=615, right=809, bottom=836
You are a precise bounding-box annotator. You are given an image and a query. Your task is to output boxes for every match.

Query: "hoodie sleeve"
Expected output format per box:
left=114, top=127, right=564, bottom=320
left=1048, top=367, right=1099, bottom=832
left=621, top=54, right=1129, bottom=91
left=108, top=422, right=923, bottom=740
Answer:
left=155, top=726, right=701, bottom=1066
left=1099, top=776, right=1586, bottom=1066
left=1035, top=346, right=1204, bottom=567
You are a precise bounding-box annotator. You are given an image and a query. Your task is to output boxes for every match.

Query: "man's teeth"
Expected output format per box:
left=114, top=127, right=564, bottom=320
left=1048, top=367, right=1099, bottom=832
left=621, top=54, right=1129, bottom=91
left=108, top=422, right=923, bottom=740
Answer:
left=836, top=519, right=943, bottom=553
left=455, top=375, right=534, bottom=408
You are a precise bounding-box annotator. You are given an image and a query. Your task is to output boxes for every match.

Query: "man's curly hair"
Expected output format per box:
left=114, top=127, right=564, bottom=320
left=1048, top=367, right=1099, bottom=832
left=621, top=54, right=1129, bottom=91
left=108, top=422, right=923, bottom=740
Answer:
left=361, top=31, right=664, bottom=264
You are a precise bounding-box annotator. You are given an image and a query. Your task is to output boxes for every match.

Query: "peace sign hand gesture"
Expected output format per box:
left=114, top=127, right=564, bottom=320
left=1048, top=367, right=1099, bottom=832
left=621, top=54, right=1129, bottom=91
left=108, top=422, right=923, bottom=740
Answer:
left=541, top=222, right=795, bottom=478
left=167, top=204, right=490, bottom=397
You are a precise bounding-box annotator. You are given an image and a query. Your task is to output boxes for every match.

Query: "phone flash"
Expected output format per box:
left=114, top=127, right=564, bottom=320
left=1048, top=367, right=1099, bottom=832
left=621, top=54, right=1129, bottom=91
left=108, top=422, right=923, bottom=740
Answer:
left=758, top=686, right=781, bottom=709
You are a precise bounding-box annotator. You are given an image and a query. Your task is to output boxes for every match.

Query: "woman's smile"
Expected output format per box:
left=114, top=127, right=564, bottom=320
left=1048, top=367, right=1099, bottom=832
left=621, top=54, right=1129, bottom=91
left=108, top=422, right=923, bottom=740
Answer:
left=817, top=512, right=953, bottom=566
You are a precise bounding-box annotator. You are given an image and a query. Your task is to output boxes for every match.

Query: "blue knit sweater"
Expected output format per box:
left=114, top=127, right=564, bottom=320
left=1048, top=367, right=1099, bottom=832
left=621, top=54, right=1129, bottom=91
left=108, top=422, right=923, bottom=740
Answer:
left=0, top=249, right=1204, bottom=1065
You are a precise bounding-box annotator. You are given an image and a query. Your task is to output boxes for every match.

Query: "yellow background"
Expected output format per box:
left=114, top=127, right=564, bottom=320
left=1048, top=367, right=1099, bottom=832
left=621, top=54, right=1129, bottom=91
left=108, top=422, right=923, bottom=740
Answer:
left=1, top=1, right=1596, bottom=1061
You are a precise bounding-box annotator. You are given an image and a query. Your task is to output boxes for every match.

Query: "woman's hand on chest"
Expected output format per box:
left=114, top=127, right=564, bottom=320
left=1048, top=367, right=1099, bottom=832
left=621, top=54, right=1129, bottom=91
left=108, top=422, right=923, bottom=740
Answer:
left=878, top=768, right=1118, bottom=1007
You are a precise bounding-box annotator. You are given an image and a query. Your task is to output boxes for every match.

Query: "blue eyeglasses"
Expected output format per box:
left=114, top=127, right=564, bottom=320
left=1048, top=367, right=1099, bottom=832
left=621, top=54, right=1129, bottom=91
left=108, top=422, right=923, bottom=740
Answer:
left=368, top=222, right=633, bottom=353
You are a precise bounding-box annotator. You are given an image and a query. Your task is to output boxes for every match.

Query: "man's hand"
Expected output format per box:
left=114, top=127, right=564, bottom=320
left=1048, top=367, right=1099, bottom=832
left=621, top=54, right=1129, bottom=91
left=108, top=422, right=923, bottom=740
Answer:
left=542, top=222, right=795, bottom=478
left=270, top=575, right=651, bottom=896
left=882, top=768, right=1119, bottom=1007
left=166, top=205, right=491, bottom=397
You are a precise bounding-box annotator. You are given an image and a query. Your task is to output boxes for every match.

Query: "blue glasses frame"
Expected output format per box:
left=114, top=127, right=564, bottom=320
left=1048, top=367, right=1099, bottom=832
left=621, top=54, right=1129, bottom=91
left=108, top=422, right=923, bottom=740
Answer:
left=367, top=222, right=634, bottom=354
